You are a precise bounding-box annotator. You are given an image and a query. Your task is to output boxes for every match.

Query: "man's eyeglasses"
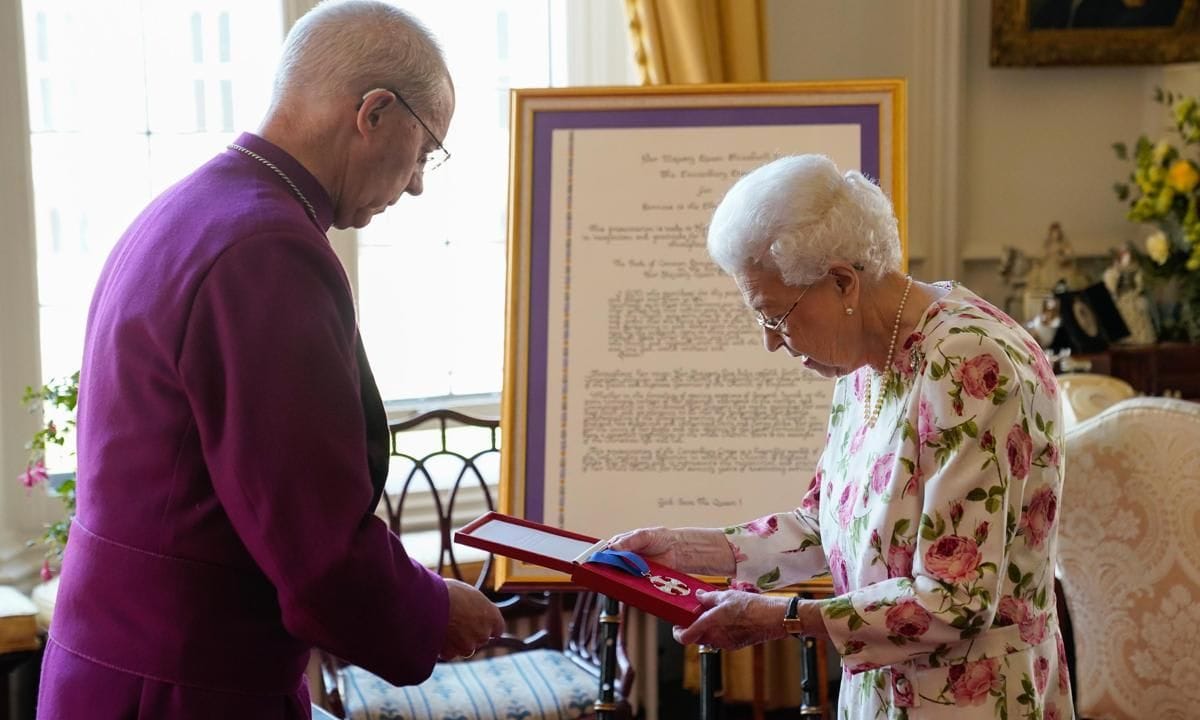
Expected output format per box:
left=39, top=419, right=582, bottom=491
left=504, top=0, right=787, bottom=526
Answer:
left=756, top=283, right=811, bottom=334
left=361, top=87, right=451, bottom=172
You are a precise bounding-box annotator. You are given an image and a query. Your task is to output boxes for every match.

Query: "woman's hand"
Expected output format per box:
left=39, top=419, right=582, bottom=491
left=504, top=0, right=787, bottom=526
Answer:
left=672, top=590, right=791, bottom=650
left=607, top=527, right=737, bottom=576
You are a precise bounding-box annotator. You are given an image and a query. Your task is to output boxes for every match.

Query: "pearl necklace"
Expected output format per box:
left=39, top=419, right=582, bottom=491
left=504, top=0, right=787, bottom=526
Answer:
left=227, top=143, right=318, bottom=223
left=862, top=275, right=913, bottom=428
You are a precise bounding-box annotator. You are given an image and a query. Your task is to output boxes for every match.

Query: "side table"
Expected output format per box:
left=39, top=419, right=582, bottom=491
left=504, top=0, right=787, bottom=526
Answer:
left=1067, top=342, right=1200, bottom=400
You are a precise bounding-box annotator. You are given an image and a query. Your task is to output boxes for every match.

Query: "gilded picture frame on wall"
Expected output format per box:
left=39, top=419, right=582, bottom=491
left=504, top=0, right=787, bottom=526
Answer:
left=991, top=0, right=1200, bottom=66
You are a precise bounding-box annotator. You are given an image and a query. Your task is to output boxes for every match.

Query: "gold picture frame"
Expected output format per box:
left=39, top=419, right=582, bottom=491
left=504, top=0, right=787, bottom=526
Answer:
left=495, top=80, right=906, bottom=588
left=991, top=0, right=1200, bottom=66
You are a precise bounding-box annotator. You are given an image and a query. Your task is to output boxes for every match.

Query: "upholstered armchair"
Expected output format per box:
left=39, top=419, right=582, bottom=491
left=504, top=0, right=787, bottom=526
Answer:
left=318, top=410, right=633, bottom=720
left=1057, top=397, right=1200, bottom=719
left=1055, top=372, right=1136, bottom=428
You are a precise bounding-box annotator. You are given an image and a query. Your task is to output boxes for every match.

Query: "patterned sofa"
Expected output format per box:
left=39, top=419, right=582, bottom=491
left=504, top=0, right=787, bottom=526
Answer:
left=1057, top=396, right=1200, bottom=719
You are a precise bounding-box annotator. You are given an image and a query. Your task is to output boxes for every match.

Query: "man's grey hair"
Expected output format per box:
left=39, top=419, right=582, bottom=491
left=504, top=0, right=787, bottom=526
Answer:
left=707, top=154, right=901, bottom=286
left=273, top=0, right=450, bottom=118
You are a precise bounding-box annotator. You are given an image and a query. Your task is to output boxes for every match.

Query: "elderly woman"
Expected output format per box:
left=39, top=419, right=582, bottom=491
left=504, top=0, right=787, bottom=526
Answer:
left=611, top=155, right=1072, bottom=719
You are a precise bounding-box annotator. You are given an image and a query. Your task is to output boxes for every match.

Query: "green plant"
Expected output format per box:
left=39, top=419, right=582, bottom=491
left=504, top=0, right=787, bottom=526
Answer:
left=18, top=372, right=79, bottom=580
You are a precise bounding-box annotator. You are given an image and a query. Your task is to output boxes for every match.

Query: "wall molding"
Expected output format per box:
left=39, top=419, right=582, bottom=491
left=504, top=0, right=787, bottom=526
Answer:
left=911, top=0, right=966, bottom=281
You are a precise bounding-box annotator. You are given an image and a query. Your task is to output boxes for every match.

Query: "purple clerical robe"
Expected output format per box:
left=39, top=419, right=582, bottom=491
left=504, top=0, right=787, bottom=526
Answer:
left=37, top=133, right=449, bottom=719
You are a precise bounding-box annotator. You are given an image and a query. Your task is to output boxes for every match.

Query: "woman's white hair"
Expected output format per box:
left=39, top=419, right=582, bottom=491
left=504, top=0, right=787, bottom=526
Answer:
left=707, top=154, right=901, bottom=286
left=273, top=0, right=450, bottom=117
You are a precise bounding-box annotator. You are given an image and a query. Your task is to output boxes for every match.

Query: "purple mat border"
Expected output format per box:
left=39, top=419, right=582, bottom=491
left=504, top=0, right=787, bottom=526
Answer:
left=523, top=103, right=882, bottom=521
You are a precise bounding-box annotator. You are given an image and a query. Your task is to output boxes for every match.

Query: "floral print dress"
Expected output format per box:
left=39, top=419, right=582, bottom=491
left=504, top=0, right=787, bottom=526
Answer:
left=728, top=283, right=1074, bottom=720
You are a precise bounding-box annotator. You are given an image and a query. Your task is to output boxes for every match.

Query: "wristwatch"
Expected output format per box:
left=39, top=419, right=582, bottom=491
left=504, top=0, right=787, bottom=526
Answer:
left=783, top=594, right=806, bottom=637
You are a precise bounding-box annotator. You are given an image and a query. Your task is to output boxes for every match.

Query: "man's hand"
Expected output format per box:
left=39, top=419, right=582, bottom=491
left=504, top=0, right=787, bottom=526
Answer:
left=439, top=579, right=505, bottom=660
left=607, top=526, right=737, bottom=576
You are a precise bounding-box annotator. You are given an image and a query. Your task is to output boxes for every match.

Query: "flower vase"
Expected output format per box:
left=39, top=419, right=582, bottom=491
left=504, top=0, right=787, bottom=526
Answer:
left=1149, top=275, right=1189, bottom=342
left=1182, top=281, right=1200, bottom=343
left=1144, top=220, right=1200, bottom=343
left=1152, top=277, right=1200, bottom=342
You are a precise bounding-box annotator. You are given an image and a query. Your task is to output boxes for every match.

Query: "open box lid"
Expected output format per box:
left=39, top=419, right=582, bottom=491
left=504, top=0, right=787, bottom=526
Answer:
left=456, top=511, right=714, bottom=626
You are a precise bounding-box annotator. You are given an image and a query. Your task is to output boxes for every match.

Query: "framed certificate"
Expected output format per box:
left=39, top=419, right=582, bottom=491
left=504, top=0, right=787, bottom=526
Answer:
left=499, top=80, right=907, bottom=588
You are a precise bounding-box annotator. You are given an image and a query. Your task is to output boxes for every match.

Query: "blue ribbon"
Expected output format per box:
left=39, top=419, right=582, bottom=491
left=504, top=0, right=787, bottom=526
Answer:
left=587, top=548, right=650, bottom=577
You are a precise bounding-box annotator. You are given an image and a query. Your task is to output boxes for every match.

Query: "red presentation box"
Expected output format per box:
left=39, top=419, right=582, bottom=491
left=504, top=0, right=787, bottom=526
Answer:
left=455, top=511, right=715, bottom=626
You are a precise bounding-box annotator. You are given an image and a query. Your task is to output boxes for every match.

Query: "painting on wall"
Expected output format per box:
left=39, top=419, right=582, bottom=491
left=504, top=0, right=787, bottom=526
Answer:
left=991, top=0, right=1200, bottom=66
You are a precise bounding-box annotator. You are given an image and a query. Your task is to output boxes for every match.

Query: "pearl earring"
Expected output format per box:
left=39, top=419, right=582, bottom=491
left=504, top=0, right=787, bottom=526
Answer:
left=845, top=307, right=854, bottom=316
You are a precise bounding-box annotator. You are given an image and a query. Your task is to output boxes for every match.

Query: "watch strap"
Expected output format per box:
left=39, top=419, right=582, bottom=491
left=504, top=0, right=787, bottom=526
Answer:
left=783, top=594, right=806, bottom=637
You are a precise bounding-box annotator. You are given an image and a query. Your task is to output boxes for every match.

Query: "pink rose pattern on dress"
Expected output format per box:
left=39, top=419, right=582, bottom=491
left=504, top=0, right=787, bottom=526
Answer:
left=1034, top=655, right=1050, bottom=694
left=1019, top=611, right=1048, bottom=645
left=744, top=514, right=778, bottom=538
left=885, top=542, right=914, bottom=579
left=918, top=397, right=938, bottom=445
left=849, top=423, right=869, bottom=455
left=954, top=353, right=1001, bottom=399
left=869, top=453, right=895, bottom=495
left=1042, top=440, right=1061, bottom=467
left=1007, top=425, right=1033, bottom=480
left=902, top=465, right=921, bottom=499
left=1056, top=635, right=1070, bottom=693
left=799, top=472, right=821, bottom=514
left=828, top=546, right=850, bottom=596
left=969, top=297, right=1009, bottom=323
left=996, top=595, right=1029, bottom=627
left=885, top=599, right=932, bottom=638
left=726, top=285, right=1067, bottom=718
left=924, top=535, right=982, bottom=583
left=728, top=580, right=760, bottom=593
left=1024, top=338, right=1059, bottom=399
left=948, top=657, right=1003, bottom=705
left=836, top=483, right=856, bottom=528
left=1020, top=486, right=1058, bottom=549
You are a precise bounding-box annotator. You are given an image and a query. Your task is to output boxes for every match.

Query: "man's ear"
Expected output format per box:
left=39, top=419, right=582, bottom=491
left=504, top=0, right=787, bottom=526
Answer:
left=356, top=88, right=396, bottom=134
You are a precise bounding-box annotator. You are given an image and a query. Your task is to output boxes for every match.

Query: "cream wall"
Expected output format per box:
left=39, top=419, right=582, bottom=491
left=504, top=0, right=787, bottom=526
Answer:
left=764, top=0, right=943, bottom=274
left=766, top=0, right=1200, bottom=303
left=960, top=5, right=1197, bottom=262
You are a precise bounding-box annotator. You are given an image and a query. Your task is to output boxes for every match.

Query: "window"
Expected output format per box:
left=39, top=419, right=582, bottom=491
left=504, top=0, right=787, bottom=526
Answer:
left=22, top=0, right=283, bottom=389
left=4, top=0, right=633, bottom=565
left=358, top=1, right=636, bottom=408
left=20, top=0, right=634, bottom=420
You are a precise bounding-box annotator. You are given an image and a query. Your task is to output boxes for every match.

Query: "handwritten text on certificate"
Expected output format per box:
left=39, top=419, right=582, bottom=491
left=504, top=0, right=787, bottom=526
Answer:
left=542, top=124, right=863, bottom=535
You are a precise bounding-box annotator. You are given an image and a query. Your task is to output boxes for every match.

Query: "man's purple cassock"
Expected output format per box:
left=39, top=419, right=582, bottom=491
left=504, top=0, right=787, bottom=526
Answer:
left=37, top=133, right=449, bottom=719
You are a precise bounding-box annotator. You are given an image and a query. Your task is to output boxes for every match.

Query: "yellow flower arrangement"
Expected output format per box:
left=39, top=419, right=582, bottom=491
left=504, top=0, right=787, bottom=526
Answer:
left=1115, top=88, right=1200, bottom=269
left=1114, top=88, right=1200, bottom=341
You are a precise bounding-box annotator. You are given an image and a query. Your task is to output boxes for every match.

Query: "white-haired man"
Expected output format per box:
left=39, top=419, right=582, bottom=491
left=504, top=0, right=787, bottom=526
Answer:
left=38, top=2, right=503, bottom=718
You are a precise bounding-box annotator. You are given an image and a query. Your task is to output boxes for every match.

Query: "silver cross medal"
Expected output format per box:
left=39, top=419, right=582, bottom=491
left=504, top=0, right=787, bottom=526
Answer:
left=650, top=574, right=691, bottom=596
